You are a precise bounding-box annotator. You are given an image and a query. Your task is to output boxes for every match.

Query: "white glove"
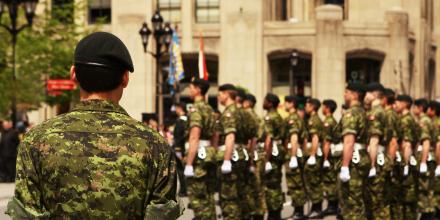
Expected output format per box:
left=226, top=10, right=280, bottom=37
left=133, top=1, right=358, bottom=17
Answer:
left=221, top=160, right=232, bottom=174
left=339, top=166, right=350, bottom=182
left=420, top=162, right=428, bottom=173
left=368, top=167, right=377, bottom=177
left=184, top=165, right=194, bottom=177
left=265, top=162, right=273, bottom=173
left=435, top=166, right=440, bottom=177
left=307, top=155, right=316, bottom=165
left=175, top=152, right=183, bottom=159
left=403, top=165, right=409, bottom=176
left=289, top=157, right=298, bottom=169
left=323, top=160, right=331, bottom=168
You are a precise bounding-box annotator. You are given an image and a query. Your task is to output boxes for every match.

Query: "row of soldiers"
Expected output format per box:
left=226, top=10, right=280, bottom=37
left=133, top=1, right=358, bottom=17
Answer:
left=180, top=78, right=440, bottom=220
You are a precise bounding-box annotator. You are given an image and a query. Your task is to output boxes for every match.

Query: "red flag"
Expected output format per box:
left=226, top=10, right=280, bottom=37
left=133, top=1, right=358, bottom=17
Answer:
left=198, top=32, right=209, bottom=80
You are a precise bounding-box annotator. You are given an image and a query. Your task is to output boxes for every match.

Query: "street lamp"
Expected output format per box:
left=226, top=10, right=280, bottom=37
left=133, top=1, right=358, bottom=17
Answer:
left=289, top=49, right=299, bottom=95
left=0, top=0, right=39, bottom=127
left=139, top=10, right=173, bottom=125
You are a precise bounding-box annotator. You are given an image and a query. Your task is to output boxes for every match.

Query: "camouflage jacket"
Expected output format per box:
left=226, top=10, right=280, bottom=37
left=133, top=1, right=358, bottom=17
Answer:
left=340, top=102, right=367, bottom=144
left=366, top=104, right=386, bottom=143
left=384, top=107, right=399, bottom=144
left=285, top=111, right=307, bottom=143
left=7, top=100, right=181, bottom=220
left=218, top=104, right=245, bottom=145
left=398, top=111, right=418, bottom=147
left=417, top=113, right=434, bottom=144
left=246, top=108, right=261, bottom=140
left=307, top=113, right=323, bottom=141
left=262, top=109, right=284, bottom=141
left=433, top=117, right=440, bottom=143
left=187, top=99, right=216, bottom=140
left=322, top=115, right=337, bottom=142
left=239, top=107, right=259, bottom=143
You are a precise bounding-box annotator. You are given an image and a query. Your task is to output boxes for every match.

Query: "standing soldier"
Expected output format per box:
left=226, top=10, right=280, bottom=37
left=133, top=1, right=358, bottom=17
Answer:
left=216, top=84, right=247, bottom=220
left=395, top=95, right=418, bottom=219
left=7, top=32, right=181, bottom=219
left=284, top=95, right=308, bottom=219
left=338, top=82, right=369, bottom=219
left=431, top=101, right=440, bottom=218
left=363, top=83, right=392, bottom=219
left=184, top=79, right=217, bottom=220
left=320, top=99, right=339, bottom=217
left=262, top=93, right=285, bottom=220
left=173, top=102, right=188, bottom=197
left=243, top=94, right=267, bottom=220
left=413, top=98, right=436, bottom=219
left=381, top=88, right=402, bottom=220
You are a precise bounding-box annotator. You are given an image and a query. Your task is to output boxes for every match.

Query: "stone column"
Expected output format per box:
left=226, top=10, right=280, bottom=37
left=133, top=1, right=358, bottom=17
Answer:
left=181, top=0, right=193, bottom=51
left=314, top=5, right=345, bottom=106
left=385, top=8, right=410, bottom=95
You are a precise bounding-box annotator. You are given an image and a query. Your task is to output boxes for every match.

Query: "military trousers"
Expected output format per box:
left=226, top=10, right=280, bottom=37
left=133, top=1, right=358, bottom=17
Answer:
left=285, top=150, right=306, bottom=208
left=264, top=142, right=286, bottom=212
left=416, top=149, right=437, bottom=214
left=322, top=155, right=340, bottom=203
left=248, top=147, right=267, bottom=216
left=401, top=156, right=418, bottom=220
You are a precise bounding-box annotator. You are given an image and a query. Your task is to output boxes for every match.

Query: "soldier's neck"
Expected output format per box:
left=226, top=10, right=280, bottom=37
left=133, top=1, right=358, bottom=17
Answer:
left=350, top=100, right=360, bottom=107
left=194, top=95, right=204, bottom=102
left=289, top=108, right=297, bottom=114
left=80, top=91, right=120, bottom=104
left=225, top=99, right=235, bottom=108
left=402, top=109, right=410, bottom=115
left=372, top=99, right=381, bottom=107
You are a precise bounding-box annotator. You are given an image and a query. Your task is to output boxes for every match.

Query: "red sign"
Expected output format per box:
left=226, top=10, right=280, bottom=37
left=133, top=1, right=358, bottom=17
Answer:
left=47, top=79, right=77, bottom=91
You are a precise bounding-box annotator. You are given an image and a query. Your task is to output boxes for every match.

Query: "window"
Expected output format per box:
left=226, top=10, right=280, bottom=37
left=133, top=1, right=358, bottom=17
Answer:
left=158, top=0, right=181, bottom=23
left=275, top=0, right=288, bottom=21
left=52, top=0, right=74, bottom=23
left=324, top=0, right=345, bottom=19
left=196, top=0, right=220, bottom=23
left=89, top=0, right=111, bottom=24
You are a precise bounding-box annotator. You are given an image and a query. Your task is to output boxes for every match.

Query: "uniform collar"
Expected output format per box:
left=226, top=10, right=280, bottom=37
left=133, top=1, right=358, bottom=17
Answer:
left=72, top=99, right=129, bottom=115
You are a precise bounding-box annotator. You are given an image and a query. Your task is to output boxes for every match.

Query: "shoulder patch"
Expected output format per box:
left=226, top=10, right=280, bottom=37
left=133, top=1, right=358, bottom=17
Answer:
left=369, top=115, right=375, bottom=121
left=225, top=112, right=232, bottom=118
left=288, top=120, right=294, bottom=125
left=344, top=113, right=352, bottom=118
left=265, top=116, right=270, bottom=121
left=324, top=122, right=329, bottom=127
left=189, top=107, right=196, bottom=113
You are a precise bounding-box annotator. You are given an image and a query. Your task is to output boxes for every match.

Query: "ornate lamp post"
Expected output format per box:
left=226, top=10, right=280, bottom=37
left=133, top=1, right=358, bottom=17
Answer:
left=289, top=49, right=299, bottom=95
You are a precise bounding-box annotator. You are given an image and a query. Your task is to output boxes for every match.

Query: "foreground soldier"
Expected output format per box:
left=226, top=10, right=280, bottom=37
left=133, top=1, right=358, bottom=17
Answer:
left=339, top=82, right=369, bottom=219
left=184, top=79, right=217, bottom=220
left=7, top=32, right=181, bottom=219
left=284, top=95, right=307, bottom=219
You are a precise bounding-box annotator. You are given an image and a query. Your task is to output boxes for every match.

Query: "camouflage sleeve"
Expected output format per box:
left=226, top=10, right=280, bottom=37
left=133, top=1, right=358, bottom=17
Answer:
left=322, top=120, right=334, bottom=142
left=221, top=110, right=237, bottom=135
left=419, top=117, right=432, bottom=142
left=287, top=118, right=300, bottom=136
left=188, top=108, right=202, bottom=129
left=307, top=117, right=319, bottom=136
left=367, top=111, right=384, bottom=137
left=341, top=111, right=358, bottom=136
left=385, top=112, right=398, bottom=139
left=144, top=142, right=182, bottom=219
left=263, top=116, right=275, bottom=138
left=6, top=137, right=50, bottom=219
left=401, top=117, right=414, bottom=143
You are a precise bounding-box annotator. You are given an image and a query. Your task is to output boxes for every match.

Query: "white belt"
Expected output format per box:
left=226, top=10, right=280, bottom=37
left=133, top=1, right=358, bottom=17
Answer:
left=185, top=140, right=211, bottom=151
left=367, top=145, right=385, bottom=153
left=305, top=143, right=323, bottom=157
left=331, top=143, right=343, bottom=155
left=219, top=144, right=248, bottom=162
left=416, top=145, right=435, bottom=162
left=288, top=143, right=303, bottom=157
left=354, top=143, right=365, bottom=151
left=352, top=143, right=366, bottom=164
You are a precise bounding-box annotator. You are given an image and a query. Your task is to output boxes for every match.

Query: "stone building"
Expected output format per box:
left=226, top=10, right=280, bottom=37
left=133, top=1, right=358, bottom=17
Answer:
left=30, top=0, right=440, bottom=122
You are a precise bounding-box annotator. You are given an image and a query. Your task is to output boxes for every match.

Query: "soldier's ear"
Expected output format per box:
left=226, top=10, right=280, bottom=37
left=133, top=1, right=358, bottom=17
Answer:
left=121, top=71, right=129, bottom=88
left=70, top=66, right=78, bottom=83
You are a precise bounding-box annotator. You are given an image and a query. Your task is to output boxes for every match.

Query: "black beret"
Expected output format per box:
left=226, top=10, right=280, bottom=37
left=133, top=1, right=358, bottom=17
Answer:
left=235, top=87, right=247, bottom=99
left=244, top=94, right=257, bottom=105
left=284, top=95, right=296, bottom=103
left=365, top=82, right=385, bottom=93
left=323, top=99, right=337, bottom=112
left=265, top=93, right=280, bottom=107
left=191, top=79, right=210, bottom=91
left=307, top=98, right=321, bottom=109
left=396, top=95, right=413, bottom=104
left=346, top=82, right=365, bottom=93
left=384, top=88, right=395, bottom=96
left=414, top=98, right=428, bottom=107
left=219, top=84, right=236, bottom=91
left=74, top=32, right=134, bottom=72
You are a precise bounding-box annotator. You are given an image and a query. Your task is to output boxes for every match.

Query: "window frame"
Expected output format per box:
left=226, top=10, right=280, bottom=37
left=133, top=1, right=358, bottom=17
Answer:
left=88, top=0, right=112, bottom=24
left=195, top=0, right=220, bottom=24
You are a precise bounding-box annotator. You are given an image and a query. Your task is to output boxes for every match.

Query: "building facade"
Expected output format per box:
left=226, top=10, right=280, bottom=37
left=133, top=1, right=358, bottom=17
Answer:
left=30, top=0, right=440, bottom=122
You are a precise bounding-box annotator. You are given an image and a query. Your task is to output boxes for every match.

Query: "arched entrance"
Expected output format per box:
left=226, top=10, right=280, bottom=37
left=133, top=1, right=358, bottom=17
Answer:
left=346, top=49, right=385, bottom=84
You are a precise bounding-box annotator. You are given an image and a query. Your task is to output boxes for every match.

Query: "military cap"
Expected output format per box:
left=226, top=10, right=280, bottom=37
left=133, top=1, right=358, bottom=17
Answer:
left=414, top=98, right=429, bottom=111
left=219, top=84, right=236, bottom=91
left=323, top=99, right=337, bottom=113
left=235, top=87, right=247, bottom=99
left=191, top=79, right=210, bottom=94
left=396, top=95, right=413, bottom=104
left=346, top=82, right=365, bottom=93
left=307, top=98, right=321, bottom=110
left=244, top=94, right=257, bottom=105
left=285, top=95, right=296, bottom=103
left=365, top=82, right=385, bottom=93
left=74, top=32, right=134, bottom=72
left=384, top=88, right=395, bottom=96
left=265, top=93, right=280, bottom=107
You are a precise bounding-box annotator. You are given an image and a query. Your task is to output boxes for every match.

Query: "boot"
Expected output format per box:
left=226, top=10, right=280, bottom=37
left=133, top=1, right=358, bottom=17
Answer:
left=252, top=215, right=264, bottom=220
left=268, top=209, right=281, bottom=220
left=293, top=206, right=305, bottom=220
left=420, top=212, right=435, bottom=220
left=321, top=200, right=338, bottom=216
left=307, top=203, right=323, bottom=219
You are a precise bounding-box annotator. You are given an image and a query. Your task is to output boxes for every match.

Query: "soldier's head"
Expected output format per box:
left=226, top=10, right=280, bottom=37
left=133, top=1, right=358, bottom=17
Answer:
left=263, top=93, right=280, bottom=110
left=71, top=32, right=133, bottom=103
left=235, top=87, right=247, bottom=104
left=427, top=101, right=439, bottom=118
left=189, top=79, right=210, bottom=98
left=305, top=98, right=321, bottom=114
left=2, top=120, right=13, bottom=131
left=395, top=95, right=413, bottom=113
left=243, top=94, right=257, bottom=109
left=364, top=82, right=385, bottom=105
left=284, top=95, right=297, bottom=112
left=322, top=99, right=337, bottom=116
left=413, top=98, right=429, bottom=116
left=344, top=82, right=365, bottom=106
left=174, top=102, right=186, bottom=116
left=218, top=84, right=237, bottom=106
left=382, top=88, right=396, bottom=107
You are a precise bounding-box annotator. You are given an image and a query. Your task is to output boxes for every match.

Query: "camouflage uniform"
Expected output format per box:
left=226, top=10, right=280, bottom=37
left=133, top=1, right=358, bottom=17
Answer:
left=284, top=110, right=307, bottom=209
left=364, top=104, right=392, bottom=220
left=433, top=117, right=440, bottom=213
left=186, top=99, right=217, bottom=220
left=246, top=108, right=267, bottom=217
left=398, top=111, right=418, bottom=220
left=304, top=113, right=324, bottom=205
left=384, top=108, right=403, bottom=220
left=338, top=102, right=370, bottom=220
left=216, top=104, right=247, bottom=220
left=321, top=115, right=338, bottom=205
left=6, top=100, right=181, bottom=219
left=415, top=113, right=436, bottom=214
left=262, top=110, right=286, bottom=213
